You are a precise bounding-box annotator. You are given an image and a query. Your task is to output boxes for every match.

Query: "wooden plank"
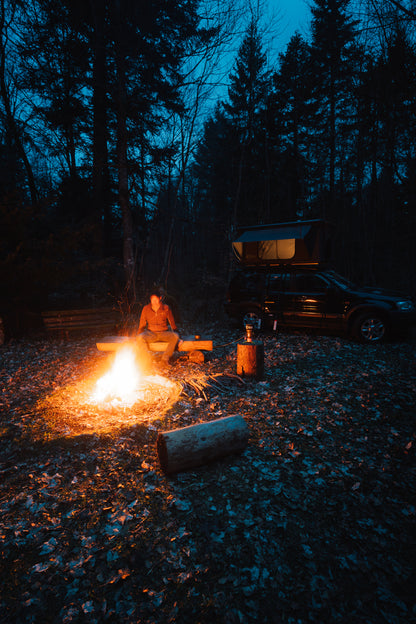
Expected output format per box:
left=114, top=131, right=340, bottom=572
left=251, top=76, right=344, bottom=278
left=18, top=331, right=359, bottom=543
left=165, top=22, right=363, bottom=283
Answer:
left=42, top=307, right=118, bottom=321
left=96, top=335, right=213, bottom=352
left=43, top=308, right=118, bottom=315
left=44, top=320, right=117, bottom=331
left=42, top=308, right=120, bottom=335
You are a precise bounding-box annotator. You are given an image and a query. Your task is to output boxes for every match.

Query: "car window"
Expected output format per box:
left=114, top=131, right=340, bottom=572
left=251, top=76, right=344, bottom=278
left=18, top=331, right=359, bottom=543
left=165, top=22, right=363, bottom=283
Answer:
left=289, top=273, right=328, bottom=293
left=268, top=273, right=288, bottom=294
left=244, top=272, right=264, bottom=293
left=324, top=270, right=354, bottom=289
left=230, top=271, right=264, bottom=297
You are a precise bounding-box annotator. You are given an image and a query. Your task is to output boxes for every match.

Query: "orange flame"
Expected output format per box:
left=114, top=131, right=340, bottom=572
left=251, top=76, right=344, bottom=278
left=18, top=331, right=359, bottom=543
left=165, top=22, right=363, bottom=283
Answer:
left=92, top=346, right=144, bottom=406
left=91, top=345, right=178, bottom=408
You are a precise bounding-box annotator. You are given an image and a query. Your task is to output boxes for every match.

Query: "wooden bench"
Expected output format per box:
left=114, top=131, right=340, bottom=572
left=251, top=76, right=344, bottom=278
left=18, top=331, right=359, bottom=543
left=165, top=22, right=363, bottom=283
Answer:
left=42, top=308, right=121, bottom=338
left=96, top=335, right=213, bottom=353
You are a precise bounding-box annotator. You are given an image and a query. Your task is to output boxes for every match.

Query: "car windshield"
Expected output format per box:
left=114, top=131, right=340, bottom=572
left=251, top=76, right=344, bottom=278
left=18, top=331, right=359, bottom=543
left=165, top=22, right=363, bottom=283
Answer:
left=325, top=270, right=355, bottom=290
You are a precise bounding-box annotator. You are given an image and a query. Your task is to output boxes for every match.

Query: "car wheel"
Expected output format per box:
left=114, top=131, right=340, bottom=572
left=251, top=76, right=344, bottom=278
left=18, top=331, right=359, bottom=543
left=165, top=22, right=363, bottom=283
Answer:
left=353, top=313, right=387, bottom=343
left=242, top=309, right=263, bottom=331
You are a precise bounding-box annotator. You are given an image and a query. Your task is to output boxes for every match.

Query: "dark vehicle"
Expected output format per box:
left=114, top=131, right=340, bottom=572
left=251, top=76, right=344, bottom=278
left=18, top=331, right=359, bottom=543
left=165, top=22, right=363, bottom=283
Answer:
left=225, top=267, right=416, bottom=343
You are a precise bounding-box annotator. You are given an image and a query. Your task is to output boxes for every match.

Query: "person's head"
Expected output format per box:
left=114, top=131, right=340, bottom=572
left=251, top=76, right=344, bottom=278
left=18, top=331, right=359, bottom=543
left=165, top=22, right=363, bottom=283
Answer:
left=149, top=291, right=162, bottom=308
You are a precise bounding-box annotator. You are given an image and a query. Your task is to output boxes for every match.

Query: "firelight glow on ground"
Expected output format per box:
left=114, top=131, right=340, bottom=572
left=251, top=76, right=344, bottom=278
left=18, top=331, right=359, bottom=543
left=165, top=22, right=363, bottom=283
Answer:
left=91, top=346, right=176, bottom=408
left=35, top=346, right=183, bottom=436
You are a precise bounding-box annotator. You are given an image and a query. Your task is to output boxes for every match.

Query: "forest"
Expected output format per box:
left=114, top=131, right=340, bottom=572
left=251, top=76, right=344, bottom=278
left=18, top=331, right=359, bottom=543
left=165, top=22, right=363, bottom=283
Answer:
left=1, top=0, right=416, bottom=333
left=1, top=3, right=415, bottom=622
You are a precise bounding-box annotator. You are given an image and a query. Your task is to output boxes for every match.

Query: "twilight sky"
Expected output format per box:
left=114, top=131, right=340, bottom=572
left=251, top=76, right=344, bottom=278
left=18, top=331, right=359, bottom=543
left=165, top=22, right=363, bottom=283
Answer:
left=268, top=0, right=312, bottom=54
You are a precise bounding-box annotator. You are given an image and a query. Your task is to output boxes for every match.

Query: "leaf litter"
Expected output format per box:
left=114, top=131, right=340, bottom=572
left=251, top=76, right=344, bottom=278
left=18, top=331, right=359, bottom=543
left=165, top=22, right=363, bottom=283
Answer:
left=0, top=325, right=415, bottom=623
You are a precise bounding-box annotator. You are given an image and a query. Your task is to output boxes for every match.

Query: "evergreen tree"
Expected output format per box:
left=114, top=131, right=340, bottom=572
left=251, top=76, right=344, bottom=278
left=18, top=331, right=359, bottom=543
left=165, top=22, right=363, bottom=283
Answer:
left=192, top=19, right=271, bottom=275
left=356, top=26, right=416, bottom=288
left=223, top=19, right=271, bottom=227
left=18, top=0, right=90, bottom=181
left=105, top=0, right=205, bottom=299
left=269, top=32, right=312, bottom=220
left=309, top=0, right=360, bottom=217
left=191, top=104, right=235, bottom=272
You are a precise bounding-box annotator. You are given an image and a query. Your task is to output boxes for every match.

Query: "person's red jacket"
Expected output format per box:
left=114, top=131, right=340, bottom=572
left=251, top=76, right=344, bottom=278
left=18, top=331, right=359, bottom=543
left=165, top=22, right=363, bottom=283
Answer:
left=138, top=303, right=177, bottom=333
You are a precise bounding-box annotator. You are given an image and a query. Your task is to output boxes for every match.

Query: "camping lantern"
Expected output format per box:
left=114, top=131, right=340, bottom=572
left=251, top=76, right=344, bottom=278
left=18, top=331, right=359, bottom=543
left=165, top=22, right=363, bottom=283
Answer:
left=245, top=323, right=254, bottom=342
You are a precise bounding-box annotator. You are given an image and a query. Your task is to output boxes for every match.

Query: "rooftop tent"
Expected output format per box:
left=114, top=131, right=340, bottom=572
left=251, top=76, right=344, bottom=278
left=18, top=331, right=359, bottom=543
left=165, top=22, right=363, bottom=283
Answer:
left=232, top=220, right=332, bottom=266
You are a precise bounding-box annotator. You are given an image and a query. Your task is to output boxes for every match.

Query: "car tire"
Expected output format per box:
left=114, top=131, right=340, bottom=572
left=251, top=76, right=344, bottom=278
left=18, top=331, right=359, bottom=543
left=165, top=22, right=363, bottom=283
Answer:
left=242, top=309, right=263, bottom=331
left=352, top=313, right=388, bottom=343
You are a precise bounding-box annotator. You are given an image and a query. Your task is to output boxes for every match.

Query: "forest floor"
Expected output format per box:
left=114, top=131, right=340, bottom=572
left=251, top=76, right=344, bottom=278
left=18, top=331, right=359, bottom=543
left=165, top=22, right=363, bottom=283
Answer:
left=0, top=322, right=415, bottom=624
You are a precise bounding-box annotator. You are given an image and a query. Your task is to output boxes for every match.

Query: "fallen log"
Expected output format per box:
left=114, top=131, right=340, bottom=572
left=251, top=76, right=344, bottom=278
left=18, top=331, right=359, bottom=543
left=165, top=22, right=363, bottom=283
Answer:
left=157, top=415, right=249, bottom=474
left=96, top=335, right=213, bottom=353
left=236, top=340, right=264, bottom=380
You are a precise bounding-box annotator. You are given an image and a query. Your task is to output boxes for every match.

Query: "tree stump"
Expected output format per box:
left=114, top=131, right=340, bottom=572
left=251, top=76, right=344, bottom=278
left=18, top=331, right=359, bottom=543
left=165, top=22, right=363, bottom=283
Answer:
left=188, top=350, right=204, bottom=363
left=237, top=340, right=264, bottom=380
left=157, top=415, right=249, bottom=474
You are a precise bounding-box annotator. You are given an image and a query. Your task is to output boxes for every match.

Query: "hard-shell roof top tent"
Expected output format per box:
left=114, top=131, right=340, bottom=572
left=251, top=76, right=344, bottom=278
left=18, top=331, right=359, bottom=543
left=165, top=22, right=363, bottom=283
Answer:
left=232, top=219, right=333, bottom=266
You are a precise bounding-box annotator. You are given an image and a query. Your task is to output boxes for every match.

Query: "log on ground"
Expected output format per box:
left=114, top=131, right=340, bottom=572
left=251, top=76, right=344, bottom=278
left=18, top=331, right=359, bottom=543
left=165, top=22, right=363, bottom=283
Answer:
left=157, top=415, right=249, bottom=474
left=96, top=336, right=213, bottom=352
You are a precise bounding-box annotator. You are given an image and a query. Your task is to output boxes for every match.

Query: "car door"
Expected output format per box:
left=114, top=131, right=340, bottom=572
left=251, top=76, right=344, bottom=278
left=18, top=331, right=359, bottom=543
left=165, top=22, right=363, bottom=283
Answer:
left=284, top=272, right=329, bottom=327
left=263, top=272, right=288, bottom=326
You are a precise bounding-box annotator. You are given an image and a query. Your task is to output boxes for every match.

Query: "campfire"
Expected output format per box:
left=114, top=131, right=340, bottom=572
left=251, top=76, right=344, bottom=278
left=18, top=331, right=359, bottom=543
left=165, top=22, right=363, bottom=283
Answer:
left=91, top=345, right=143, bottom=405
left=89, top=344, right=181, bottom=413
left=36, top=345, right=182, bottom=436
left=34, top=343, right=234, bottom=439
left=91, top=345, right=176, bottom=408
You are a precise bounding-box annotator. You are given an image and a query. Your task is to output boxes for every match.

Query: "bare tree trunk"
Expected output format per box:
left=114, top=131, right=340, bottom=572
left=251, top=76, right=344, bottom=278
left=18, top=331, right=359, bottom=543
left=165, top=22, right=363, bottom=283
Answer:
left=90, top=0, right=111, bottom=255
left=328, top=68, right=336, bottom=217
left=114, top=0, right=136, bottom=302
left=0, top=0, right=38, bottom=205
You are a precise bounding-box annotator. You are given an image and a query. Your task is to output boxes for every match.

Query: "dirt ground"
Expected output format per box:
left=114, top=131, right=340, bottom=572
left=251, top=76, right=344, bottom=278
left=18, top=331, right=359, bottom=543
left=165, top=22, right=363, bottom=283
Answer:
left=0, top=323, right=415, bottom=623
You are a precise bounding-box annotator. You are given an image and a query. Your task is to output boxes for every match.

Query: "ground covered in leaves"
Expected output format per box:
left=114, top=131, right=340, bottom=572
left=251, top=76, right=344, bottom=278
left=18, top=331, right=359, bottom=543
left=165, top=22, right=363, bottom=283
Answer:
left=1, top=323, right=415, bottom=624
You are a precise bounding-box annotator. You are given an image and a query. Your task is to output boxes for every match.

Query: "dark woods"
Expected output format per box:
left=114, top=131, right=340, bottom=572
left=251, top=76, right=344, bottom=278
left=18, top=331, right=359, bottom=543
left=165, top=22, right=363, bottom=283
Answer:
left=1, top=0, right=415, bottom=333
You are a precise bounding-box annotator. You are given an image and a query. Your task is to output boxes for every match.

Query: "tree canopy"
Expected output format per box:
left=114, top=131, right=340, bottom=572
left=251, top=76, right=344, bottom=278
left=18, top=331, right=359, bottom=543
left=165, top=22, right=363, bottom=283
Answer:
left=1, top=0, right=415, bottom=327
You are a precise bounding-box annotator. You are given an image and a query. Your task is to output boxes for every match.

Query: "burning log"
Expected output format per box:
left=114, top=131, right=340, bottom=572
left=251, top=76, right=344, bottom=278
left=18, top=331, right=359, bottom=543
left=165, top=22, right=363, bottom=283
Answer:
left=236, top=340, right=264, bottom=380
left=157, top=415, right=249, bottom=474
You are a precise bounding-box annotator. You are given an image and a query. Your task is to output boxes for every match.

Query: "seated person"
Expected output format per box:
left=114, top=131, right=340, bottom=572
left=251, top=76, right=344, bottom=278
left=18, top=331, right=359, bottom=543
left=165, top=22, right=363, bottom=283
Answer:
left=136, top=290, right=179, bottom=368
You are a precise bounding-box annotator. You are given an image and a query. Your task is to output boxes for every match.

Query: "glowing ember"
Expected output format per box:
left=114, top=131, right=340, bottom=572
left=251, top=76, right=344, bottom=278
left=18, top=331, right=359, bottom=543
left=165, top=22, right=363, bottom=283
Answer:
left=91, top=345, right=175, bottom=407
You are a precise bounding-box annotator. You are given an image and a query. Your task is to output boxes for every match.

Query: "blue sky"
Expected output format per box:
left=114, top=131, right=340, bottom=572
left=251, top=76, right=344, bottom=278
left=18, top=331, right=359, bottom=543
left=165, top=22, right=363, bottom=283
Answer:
left=268, top=0, right=312, bottom=55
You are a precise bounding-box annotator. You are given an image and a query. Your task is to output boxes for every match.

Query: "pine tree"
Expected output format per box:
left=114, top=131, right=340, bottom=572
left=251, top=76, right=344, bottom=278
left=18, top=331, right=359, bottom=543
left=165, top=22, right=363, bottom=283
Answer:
left=3, top=0, right=209, bottom=304
left=269, top=32, right=312, bottom=220
left=105, top=0, right=204, bottom=300
left=357, top=26, right=416, bottom=288
left=191, top=104, right=235, bottom=272
left=309, top=0, right=360, bottom=217
left=223, top=19, right=271, bottom=227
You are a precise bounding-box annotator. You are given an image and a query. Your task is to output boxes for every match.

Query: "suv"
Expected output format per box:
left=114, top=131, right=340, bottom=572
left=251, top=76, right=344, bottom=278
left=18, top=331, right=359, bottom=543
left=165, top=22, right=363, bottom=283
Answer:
left=225, top=267, right=416, bottom=343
